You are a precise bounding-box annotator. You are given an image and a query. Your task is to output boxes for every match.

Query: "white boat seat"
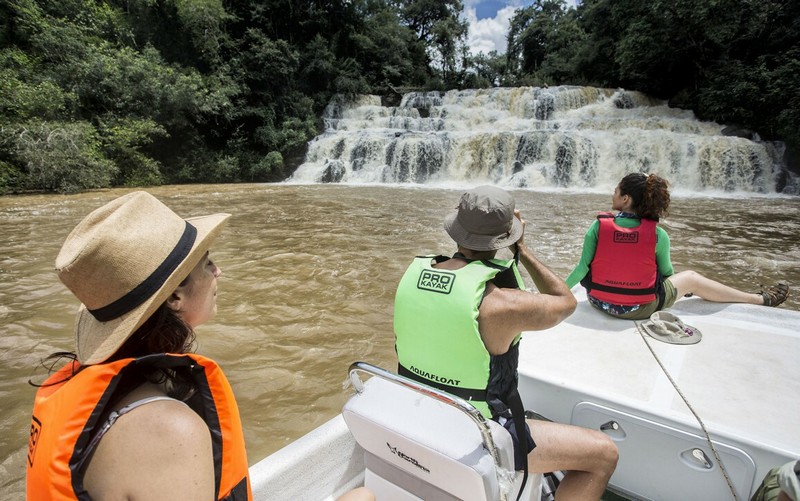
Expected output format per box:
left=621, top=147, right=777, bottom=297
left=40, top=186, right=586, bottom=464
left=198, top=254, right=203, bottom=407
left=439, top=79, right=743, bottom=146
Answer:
left=342, top=365, right=539, bottom=500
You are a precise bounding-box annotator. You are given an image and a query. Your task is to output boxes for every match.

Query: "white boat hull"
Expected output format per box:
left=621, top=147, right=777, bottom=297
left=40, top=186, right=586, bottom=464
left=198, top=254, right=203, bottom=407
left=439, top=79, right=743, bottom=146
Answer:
left=250, top=414, right=365, bottom=501
left=250, top=290, right=799, bottom=500
left=518, top=289, right=799, bottom=500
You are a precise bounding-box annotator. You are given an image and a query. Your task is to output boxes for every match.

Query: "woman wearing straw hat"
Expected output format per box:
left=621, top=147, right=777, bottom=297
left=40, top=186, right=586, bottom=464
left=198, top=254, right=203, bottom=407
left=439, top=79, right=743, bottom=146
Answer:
left=566, top=172, right=790, bottom=320
left=25, top=191, right=376, bottom=501
left=26, top=191, right=251, bottom=500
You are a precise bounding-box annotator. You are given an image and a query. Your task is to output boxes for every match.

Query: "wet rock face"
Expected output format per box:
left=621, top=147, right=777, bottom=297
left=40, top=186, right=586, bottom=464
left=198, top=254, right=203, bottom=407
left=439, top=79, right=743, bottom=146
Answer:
left=293, top=86, right=789, bottom=193
left=722, top=125, right=757, bottom=140
left=785, top=146, right=800, bottom=175
left=320, top=159, right=345, bottom=183
left=614, top=92, right=635, bottom=109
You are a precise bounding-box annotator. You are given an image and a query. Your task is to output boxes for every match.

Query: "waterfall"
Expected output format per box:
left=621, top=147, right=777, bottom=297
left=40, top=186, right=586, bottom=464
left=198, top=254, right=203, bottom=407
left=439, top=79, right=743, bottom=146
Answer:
left=288, top=86, right=789, bottom=194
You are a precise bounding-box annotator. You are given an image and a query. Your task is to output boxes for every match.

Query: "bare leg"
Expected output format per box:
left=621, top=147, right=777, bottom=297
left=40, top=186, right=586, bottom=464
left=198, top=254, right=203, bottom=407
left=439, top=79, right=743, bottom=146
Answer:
left=667, top=270, right=763, bottom=305
left=528, top=420, right=618, bottom=501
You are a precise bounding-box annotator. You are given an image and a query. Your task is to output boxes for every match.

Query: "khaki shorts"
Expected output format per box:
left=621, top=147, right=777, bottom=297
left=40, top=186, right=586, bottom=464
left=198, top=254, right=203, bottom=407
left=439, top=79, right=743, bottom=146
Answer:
left=600, top=278, right=678, bottom=321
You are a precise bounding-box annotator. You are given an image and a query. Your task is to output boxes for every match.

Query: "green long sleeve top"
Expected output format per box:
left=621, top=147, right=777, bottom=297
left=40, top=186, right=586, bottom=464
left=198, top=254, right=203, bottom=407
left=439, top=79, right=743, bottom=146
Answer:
left=565, top=215, right=674, bottom=289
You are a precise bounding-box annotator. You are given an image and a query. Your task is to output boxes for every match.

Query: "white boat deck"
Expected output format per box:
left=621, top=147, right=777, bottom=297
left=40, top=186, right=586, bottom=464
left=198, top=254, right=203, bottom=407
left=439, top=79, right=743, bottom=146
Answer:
left=518, top=289, right=799, bottom=499
left=250, top=290, right=799, bottom=500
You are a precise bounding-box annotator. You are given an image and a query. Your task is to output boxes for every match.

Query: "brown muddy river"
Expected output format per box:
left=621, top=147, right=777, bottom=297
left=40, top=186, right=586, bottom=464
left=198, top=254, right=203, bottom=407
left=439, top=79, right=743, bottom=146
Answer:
left=2, top=183, right=799, bottom=497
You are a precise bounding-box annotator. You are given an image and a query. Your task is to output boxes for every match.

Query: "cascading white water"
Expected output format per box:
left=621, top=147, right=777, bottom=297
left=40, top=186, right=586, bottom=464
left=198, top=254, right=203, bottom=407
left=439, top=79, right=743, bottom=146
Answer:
left=289, top=86, right=788, bottom=193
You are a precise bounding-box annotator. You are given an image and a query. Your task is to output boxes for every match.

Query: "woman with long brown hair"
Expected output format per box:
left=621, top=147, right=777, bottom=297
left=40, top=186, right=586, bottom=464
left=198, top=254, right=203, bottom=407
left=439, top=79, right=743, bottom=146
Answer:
left=566, top=172, right=789, bottom=320
left=26, top=191, right=375, bottom=501
left=26, top=191, right=251, bottom=500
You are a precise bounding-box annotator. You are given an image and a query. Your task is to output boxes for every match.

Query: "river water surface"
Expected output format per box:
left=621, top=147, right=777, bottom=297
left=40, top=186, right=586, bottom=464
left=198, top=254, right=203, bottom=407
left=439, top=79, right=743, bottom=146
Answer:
left=2, top=183, right=799, bottom=497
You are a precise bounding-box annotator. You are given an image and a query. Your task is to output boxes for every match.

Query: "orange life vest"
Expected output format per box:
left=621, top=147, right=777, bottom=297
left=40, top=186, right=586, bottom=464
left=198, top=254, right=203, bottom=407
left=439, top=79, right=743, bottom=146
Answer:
left=585, top=212, right=658, bottom=305
left=26, top=353, right=251, bottom=500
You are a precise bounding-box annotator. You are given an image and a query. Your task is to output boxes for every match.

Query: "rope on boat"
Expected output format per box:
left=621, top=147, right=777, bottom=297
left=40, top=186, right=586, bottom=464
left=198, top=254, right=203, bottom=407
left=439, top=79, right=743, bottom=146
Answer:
left=635, top=321, right=741, bottom=501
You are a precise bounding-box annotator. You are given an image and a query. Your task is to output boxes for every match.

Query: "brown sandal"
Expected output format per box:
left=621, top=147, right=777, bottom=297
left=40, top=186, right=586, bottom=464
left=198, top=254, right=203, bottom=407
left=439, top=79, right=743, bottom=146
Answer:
left=759, top=282, right=789, bottom=307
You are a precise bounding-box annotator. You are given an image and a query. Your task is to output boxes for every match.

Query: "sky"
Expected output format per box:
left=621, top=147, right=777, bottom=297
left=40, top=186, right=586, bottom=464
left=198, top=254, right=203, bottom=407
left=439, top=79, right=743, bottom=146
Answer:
left=462, top=0, right=578, bottom=56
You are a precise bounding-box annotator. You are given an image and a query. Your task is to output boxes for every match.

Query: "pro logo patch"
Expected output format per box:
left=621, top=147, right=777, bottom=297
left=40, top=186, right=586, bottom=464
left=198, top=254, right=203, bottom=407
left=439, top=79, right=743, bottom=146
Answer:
left=614, top=231, right=639, bottom=243
left=417, top=269, right=455, bottom=294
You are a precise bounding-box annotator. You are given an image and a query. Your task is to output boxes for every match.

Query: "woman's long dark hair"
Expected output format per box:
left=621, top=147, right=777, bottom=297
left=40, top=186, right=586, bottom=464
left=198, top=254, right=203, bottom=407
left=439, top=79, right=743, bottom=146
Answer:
left=618, top=172, right=671, bottom=221
left=111, top=303, right=196, bottom=361
left=30, top=302, right=196, bottom=399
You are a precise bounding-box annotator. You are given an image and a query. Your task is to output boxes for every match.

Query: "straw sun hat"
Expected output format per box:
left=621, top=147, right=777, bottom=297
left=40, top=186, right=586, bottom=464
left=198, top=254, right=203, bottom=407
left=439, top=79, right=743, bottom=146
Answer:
left=444, top=185, right=523, bottom=251
left=55, top=191, right=230, bottom=365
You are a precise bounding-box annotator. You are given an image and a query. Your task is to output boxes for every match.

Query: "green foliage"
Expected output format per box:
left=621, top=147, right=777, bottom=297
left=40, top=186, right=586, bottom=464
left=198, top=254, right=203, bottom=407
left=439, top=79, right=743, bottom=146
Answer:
left=465, top=51, right=508, bottom=88
left=501, top=0, right=800, bottom=162
left=3, top=0, right=794, bottom=193
left=390, top=0, right=468, bottom=86
left=168, top=141, right=232, bottom=183
left=208, top=155, right=240, bottom=182
left=70, top=45, right=232, bottom=130
left=506, top=0, right=586, bottom=86
left=332, top=58, right=370, bottom=96
left=0, top=159, right=22, bottom=194
left=299, top=35, right=344, bottom=96
left=7, top=120, right=117, bottom=193
left=350, top=6, right=427, bottom=91
left=173, top=0, right=231, bottom=67
left=0, top=0, right=449, bottom=193
left=249, top=151, right=284, bottom=180
left=0, top=45, right=78, bottom=122
left=578, top=0, right=800, bottom=155
left=0, top=68, right=71, bottom=120
left=96, top=117, right=167, bottom=186
left=766, top=51, right=800, bottom=153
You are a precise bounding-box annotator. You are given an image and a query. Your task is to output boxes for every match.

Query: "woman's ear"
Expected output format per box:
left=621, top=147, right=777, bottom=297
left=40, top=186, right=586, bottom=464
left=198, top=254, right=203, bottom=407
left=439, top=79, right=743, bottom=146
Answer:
left=166, top=290, right=183, bottom=312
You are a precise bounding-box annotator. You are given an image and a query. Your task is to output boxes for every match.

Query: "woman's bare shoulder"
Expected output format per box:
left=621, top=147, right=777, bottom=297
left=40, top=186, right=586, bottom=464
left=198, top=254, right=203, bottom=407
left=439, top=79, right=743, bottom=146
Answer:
left=84, top=398, right=215, bottom=500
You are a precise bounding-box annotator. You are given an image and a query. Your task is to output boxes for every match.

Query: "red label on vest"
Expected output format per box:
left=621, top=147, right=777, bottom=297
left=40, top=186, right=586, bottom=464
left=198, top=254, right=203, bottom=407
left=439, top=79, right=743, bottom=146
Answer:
left=28, top=415, right=42, bottom=467
left=613, top=231, right=639, bottom=243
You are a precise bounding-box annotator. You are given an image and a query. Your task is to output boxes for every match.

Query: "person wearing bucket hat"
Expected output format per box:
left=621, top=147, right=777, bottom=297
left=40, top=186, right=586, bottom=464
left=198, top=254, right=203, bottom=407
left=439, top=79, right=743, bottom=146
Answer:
left=25, top=191, right=252, bottom=500
left=566, top=172, right=790, bottom=320
left=394, top=185, right=618, bottom=500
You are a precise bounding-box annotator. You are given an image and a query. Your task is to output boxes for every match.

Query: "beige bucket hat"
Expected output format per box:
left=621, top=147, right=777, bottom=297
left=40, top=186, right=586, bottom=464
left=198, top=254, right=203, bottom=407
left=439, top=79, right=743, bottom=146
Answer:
left=443, top=185, right=523, bottom=251
left=55, top=191, right=230, bottom=365
left=639, top=311, right=702, bottom=345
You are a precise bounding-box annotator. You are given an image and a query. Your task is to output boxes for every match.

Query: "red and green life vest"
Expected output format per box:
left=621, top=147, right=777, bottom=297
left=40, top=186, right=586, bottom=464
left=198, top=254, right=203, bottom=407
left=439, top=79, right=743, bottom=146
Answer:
left=586, top=213, right=658, bottom=305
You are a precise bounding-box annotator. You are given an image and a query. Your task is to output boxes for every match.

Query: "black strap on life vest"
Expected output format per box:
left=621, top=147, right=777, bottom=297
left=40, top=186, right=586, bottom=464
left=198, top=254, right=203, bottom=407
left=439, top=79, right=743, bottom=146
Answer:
left=452, top=253, right=520, bottom=290
left=452, top=251, right=530, bottom=499
left=506, top=387, right=532, bottom=501
left=587, top=282, right=658, bottom=295
left=397, top=364, right=488, bottom=402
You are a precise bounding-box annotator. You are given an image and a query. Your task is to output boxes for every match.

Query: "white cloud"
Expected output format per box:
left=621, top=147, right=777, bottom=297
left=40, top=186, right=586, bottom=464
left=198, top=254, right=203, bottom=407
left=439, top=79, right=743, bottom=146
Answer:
left=463, top=5, right=518, bottom=56
left=462, top=0, right=580, bottom=56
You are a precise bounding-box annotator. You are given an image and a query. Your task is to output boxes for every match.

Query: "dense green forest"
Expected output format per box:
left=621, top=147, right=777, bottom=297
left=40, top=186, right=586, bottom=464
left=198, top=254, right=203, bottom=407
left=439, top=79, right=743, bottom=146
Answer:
left=1, top=0, right=797, bottom=193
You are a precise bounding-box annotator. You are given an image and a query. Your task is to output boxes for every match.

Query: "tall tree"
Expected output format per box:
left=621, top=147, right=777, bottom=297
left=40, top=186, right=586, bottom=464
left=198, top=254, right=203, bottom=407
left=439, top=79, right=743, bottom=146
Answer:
left=576, top=0, right=800, bottom=154
left=506, top=0, right=586, bottom=85
left=390, top=0, right=468, bottom=87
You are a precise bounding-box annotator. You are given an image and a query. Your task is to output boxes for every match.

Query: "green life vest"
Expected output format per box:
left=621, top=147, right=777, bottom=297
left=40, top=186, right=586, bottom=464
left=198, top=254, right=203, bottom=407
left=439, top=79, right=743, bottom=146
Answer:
left=394, top=255, right=525, bottom=419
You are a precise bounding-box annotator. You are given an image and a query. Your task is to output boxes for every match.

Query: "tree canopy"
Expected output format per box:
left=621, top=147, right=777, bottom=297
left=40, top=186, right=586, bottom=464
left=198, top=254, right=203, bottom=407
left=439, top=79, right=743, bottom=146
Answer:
left=1, top=0, right=797, bottom=193
left=498, top=0, right=800, bottom=168
left=0, top=0, right=466, bottom=193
